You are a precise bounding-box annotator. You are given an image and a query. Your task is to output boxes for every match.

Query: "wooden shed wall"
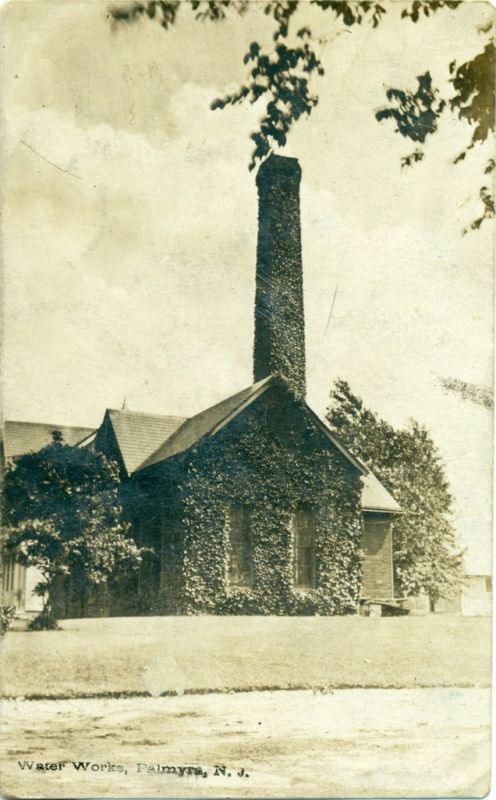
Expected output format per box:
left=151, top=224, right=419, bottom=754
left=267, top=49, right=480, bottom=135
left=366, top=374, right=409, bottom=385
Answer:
left=361, top=515, right=394, bottom=599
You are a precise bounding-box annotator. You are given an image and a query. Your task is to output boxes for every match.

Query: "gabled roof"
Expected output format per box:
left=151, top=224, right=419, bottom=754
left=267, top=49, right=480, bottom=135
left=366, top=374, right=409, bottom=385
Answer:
left=106, top=409, right=187, bottom=475
left=139, top=375, right=366, bottom=474
left=2, top=421, right=95, bottom=461
left=361, top=472, right=402, bottom=514
left=3, top=388, right=401, bottom=515
left=137, top=376, right=400, bottom=514
left=139, top=376, right=274, bottom=470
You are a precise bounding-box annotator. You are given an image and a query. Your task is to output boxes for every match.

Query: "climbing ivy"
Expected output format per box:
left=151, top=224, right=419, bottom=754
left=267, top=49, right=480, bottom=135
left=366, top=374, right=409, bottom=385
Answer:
left=158, top=384, right=364, bottom=615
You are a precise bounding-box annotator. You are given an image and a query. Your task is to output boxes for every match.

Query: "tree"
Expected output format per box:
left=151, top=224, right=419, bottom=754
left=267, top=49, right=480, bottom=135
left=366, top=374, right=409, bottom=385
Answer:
left=326, top=380, right=465, bottom=605
left=2, top=432, right=146, bottom=629
left=109, top=0, right=494, bottom=230
left=438, top=377, right=493, bottom=409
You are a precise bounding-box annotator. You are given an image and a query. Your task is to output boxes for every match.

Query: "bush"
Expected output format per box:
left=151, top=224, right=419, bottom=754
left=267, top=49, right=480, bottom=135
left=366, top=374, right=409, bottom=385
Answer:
left=0, top=605, right=16, bottom=635
left=28, top=607, right=60, bottom=631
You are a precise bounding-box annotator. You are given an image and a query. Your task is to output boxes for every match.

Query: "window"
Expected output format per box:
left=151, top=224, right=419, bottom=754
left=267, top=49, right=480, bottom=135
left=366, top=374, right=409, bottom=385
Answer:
left=4, top=557, right=15, bottom=592
left=227, top=506, right=252, bottom=587
left=362, top=519, right=390, bottom=556
left=293, top=509, right=316, bottom=589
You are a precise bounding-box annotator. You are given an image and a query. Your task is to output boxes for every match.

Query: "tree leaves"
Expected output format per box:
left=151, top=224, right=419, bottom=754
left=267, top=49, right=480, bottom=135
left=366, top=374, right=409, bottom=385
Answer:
left=326, top=379, right=465, bottom=601
left=462, top=185, right=495, bottom=235
left=2, top=439, right=146, bottom=625
left=109, top=0, right=493, bottom=230
left=109, top=0, right=181, bottom=28
left=108, top=0, right=428, bottom=169
left=376, top=72, right=446, bottom=143
left=448, top=42, right=495, bottom=232
left=211, top=32, right=324, bottom=167
left=401, top=149, right=425, bottom=169
left=377, top=38, right=495, bottom=232
left=400, top=0, right=461, bottom=22
left=314, top=1, right=386, bottom=28
left=450, top=43, right=495, bottom=146
left=438, top=376, right=493, bottom=408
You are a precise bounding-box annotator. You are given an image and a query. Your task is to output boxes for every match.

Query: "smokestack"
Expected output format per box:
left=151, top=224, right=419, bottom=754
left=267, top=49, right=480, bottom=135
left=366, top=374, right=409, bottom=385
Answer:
left=254, top=154, right=305, bottom=399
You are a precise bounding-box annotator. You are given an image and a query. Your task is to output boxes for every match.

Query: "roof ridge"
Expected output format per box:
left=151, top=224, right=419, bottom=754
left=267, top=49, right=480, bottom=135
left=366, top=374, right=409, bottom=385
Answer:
left=4, top=420, right=94, bottom=430
left=107, top=409, right=187, bottom=420
left=137, top=375, right=275, bottom=471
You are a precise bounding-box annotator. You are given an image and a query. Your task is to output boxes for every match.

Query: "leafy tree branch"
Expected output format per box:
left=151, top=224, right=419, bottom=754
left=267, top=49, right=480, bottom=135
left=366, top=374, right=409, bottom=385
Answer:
left=376, top=32, right=494, bottom=232
left=109, top=0, right=494, bottom=229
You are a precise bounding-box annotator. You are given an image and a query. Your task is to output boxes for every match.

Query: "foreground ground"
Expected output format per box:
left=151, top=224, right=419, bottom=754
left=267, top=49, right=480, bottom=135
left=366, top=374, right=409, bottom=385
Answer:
left=1, top=688, right=490, bottom=798
left=1, top=615, right=491, bottom=697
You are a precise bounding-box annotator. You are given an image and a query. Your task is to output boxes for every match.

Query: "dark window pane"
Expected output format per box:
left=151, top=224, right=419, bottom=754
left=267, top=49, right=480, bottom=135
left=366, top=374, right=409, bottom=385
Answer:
left=294, top=511, right=316, bottom=588
left=228, top=507, right=252, bottom=587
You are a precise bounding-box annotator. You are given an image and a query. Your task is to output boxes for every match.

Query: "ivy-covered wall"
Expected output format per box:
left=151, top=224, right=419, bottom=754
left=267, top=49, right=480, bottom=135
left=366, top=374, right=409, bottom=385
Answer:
left=141, top=383, right=364, bottom=616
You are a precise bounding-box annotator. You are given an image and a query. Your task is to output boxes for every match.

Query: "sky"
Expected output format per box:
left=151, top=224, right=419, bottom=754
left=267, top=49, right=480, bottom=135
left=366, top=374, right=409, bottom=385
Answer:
left=1, top=0, right=493, bottom=572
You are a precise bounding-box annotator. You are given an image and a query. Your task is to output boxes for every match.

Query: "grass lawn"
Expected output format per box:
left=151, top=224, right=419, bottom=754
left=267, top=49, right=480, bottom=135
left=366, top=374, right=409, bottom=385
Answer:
left=1, top=615, right=490, bottom=698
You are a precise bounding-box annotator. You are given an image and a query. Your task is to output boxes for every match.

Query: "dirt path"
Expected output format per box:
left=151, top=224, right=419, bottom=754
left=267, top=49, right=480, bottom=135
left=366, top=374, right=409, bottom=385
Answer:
left=1, top=688, right=490, bottom=798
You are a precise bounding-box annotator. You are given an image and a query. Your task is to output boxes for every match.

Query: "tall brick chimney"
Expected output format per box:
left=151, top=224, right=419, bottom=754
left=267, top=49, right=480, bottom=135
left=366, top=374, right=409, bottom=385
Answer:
left=254, top=154, right=306, bottom=399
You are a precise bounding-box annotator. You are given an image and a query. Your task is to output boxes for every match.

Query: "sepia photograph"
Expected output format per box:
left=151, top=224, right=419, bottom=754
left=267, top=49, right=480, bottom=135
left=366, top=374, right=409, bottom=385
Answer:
left=0, top=0, right=493, bottom=797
